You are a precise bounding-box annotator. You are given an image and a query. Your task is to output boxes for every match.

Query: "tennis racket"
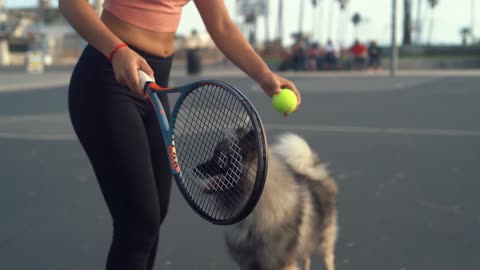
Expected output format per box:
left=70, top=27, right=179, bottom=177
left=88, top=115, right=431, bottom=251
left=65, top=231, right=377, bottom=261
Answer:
left=138, top=70, right=268, bottom=225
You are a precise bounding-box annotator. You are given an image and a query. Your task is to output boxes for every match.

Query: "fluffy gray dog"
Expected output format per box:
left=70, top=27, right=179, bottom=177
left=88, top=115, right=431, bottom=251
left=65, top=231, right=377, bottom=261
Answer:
left=196, top=131, right=338, bottom=270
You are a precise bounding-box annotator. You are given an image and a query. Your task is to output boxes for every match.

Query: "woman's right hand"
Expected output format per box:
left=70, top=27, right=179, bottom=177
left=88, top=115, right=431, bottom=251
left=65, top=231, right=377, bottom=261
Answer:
left=110, top=47, right=154, bottom=97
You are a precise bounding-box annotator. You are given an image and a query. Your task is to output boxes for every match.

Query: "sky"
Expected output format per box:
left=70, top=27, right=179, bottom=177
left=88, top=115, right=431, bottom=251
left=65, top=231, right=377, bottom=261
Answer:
left=4, top=0, right=479, bottom=47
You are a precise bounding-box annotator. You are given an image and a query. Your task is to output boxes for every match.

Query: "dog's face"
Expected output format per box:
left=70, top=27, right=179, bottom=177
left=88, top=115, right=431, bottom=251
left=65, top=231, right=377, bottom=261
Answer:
left=193, top=128, right=257, bottom=193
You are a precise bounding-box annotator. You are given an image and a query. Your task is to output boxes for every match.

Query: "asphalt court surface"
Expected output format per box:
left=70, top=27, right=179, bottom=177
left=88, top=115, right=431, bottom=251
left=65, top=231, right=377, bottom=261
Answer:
left=0, top=70, right=479, bottom=270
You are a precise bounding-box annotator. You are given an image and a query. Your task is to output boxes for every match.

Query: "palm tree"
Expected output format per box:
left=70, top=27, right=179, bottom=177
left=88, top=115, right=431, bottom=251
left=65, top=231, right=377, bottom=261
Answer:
left=351, top=12, right=362, bottom=39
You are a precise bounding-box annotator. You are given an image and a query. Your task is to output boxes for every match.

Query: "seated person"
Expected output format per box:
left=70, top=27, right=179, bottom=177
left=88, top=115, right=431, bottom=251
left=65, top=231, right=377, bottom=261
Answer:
left=349, top=40, right=368, bottom=69
left=323, top=39, right=337, bottom=69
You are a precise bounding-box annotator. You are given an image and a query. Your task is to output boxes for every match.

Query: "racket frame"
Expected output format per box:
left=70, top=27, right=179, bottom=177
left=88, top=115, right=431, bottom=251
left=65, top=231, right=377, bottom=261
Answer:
left=139, top=71, right=268, bottom=225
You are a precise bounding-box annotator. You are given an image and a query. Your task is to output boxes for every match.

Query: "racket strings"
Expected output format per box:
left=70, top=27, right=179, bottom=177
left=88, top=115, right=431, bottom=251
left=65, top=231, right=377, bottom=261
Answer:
left=177, top=125, right=247, bottom=209
left=174, top=84, right=259, bottom=220
left=196, top=87, right=254, bottom=209
left=176, top=105, right=244, bottom=210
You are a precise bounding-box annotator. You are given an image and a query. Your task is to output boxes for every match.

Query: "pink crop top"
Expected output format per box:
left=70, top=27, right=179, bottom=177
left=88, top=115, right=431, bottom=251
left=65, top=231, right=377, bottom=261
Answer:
left=103, top=0, right=191, bottom=32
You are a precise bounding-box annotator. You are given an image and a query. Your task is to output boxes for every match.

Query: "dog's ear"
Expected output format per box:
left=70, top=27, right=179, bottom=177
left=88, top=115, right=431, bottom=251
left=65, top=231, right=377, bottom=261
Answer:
left=238, top=129, right=257, bottom=157
left=235, top=127, right=247, bottom=137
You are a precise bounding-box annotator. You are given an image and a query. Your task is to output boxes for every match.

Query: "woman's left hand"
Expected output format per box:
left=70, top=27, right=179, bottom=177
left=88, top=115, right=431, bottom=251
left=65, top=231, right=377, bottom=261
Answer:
left=258, top=72, right=302, bottom=113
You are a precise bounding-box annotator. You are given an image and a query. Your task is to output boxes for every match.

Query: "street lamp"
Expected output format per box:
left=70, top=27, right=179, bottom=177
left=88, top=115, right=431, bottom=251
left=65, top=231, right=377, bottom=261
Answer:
left=390, top=0, right=398, bottom=77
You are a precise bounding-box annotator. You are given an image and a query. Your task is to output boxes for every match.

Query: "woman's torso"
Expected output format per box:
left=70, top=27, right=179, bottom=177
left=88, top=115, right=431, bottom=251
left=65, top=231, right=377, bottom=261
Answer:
left=101, top=0, right=190, bottom=57
left=101, top=11, right=174, bottom=57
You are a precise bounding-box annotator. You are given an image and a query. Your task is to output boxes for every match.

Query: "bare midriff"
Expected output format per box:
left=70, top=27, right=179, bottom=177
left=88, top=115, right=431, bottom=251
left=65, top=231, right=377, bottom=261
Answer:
left=101, top=10, right=175, bottom=57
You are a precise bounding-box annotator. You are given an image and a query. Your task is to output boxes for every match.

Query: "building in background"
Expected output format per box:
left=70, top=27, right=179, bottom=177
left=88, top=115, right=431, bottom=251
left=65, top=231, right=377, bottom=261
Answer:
left=0, top=0, right=10, bottom=66
left=0, top=0, right=89, bottom=67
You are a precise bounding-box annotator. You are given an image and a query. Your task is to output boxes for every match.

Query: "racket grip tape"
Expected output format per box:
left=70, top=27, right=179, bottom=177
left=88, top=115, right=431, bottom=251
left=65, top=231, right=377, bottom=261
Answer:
left=138, top=70, right=155, bottom=89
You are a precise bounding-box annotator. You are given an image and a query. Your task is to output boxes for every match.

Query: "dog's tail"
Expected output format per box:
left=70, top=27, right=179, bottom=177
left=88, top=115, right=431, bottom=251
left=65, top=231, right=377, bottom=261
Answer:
left=272, top=133, right=329, bottom=181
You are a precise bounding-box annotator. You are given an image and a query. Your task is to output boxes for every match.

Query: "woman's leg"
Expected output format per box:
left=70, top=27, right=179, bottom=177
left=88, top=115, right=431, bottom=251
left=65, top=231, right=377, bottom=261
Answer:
left=68, top=45, right=172, bottom=270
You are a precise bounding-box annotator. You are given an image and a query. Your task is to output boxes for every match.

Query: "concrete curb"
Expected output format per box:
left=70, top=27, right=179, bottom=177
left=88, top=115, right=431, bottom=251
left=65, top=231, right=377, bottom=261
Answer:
left=1, top=68, right=479, bottom=93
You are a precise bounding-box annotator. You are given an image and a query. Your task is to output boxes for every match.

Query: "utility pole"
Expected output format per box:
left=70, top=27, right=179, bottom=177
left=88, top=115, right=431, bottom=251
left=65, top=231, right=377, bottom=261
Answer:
left=277, top=0, right=283, bottom=46
left=264, top=0, right=269, bottom=46
left=402, top=0, right=412, bottom=45
left=390, top=0, right=398, bottom=77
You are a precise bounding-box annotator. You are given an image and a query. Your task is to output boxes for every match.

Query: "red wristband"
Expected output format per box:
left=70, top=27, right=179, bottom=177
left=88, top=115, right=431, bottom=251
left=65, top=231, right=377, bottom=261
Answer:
left=108, top=43, right=128, bottom=62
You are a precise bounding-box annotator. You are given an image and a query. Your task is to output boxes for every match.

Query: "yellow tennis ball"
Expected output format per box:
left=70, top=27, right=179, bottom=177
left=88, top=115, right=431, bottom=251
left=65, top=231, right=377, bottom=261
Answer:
left=272, top=88, right=298, bottom=113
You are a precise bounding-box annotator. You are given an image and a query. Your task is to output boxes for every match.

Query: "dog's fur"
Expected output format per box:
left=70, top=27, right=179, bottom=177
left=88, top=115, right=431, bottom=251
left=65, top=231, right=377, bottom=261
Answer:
left=196, top=131, right=338, bottom=270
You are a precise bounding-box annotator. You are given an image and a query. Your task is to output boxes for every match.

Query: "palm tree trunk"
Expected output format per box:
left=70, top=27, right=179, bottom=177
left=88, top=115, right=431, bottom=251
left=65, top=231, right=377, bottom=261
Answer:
left=327, top=0, right=335, bottom=41
left=316, top=0, right=324, bottom=44
left=415, top=0, right=422, bottom=44
left=427, top=8, right=435, bottom=45
left=264, top=0, right=270, bottom=45
left=337, top=6, right=348, bottom=47
left=299, top=0, right=305, bottom=34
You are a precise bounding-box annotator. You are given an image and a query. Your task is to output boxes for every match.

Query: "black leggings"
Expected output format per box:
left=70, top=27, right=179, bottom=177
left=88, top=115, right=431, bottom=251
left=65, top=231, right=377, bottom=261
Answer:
left=68, top=44, right=173, bottom=270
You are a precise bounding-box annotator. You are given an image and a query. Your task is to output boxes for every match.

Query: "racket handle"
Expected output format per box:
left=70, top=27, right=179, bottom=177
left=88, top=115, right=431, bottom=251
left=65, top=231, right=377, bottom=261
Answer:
left=138, top=70, right=155, bottom=88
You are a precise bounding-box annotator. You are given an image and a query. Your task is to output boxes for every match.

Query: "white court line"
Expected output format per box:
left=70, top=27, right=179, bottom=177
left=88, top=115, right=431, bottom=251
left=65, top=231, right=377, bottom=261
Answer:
left=0, top=81, right=68, bottom=93
left=1, top=112, right=480, bottom=141
left=0, top=132, right=76, bottom=141
left=1, top=125, right=479, bottom=141
left=266, top=124, right=480, bottom=137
